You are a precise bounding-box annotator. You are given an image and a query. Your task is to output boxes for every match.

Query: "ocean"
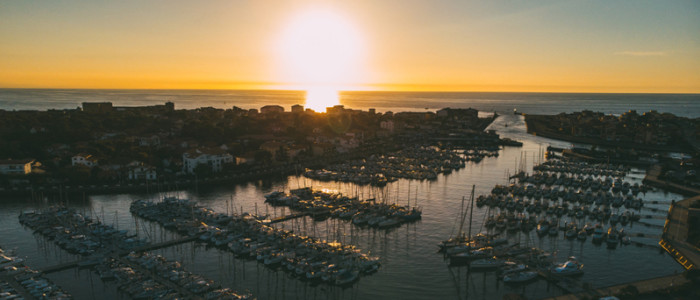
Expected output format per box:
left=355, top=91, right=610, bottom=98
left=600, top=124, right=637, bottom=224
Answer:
left=0, top=89, right=695, bottom=299
left=0, top=88, right=698, bottom=117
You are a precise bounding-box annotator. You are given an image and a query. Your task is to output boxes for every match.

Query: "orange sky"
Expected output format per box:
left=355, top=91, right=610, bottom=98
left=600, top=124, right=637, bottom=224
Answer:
left=1, top=1, right=699, bottom=93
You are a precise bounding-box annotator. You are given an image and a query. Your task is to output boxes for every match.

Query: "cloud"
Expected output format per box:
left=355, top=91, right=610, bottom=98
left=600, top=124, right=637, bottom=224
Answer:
left=615, top=51, right=667, bottom=57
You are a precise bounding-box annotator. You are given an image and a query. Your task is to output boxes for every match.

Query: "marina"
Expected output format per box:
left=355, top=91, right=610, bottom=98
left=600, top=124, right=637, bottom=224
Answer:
left=0, top=113, right=689, bottom=299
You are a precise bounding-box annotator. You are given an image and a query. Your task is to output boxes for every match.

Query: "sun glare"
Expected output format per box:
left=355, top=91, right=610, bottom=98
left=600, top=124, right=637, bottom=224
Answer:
left=276, top=8, right=365, bottom=110
left=304, top=87, right=339, bottom=112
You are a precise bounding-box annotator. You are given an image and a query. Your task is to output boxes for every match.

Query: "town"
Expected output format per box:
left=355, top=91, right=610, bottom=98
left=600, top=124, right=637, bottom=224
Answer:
left=0, top=102, right=504, bottom=194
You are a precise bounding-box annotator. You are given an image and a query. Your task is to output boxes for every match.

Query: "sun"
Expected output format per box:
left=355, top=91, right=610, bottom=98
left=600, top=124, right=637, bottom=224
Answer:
left=275, top=7, right=365, bottom=110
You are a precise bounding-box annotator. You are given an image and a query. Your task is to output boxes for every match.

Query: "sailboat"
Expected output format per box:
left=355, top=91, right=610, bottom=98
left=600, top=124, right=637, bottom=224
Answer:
left=438, top=185, right=474, bottom=253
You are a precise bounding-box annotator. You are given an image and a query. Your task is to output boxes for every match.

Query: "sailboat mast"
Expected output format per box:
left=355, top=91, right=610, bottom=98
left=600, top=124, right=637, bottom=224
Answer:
left=457, top=196, right=467, bottom=238
left=467, top=184, right=475, bottom=239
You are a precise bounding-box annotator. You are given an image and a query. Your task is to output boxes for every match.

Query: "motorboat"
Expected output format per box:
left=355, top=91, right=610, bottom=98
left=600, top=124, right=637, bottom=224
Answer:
left=503, top=271, right=538, bottom=283
left=550, top=257, right=584, bottom=276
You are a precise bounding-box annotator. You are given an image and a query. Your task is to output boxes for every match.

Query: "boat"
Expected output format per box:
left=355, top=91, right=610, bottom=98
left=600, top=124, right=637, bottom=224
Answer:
left=550, top=257, right=584, bottom=276
left=577, top=230, right=587, bottom=241
left=469, top=257, right=505, bottom=270
left=334, top=269, right=360, bottom=286
left=503, top=271, right=538, bottom=283
left=449, top=247, right=492, bottom=265
left=592, top=225, right=605, bottom=244
left=606, top=227, right=619, bottom=248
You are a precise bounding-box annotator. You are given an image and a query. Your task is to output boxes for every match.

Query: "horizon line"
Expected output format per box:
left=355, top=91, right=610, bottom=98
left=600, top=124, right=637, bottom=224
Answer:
left=0, top=86, right=698, bottom=95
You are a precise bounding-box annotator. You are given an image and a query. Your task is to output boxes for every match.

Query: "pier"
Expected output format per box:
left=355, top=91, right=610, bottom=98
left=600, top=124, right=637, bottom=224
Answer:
left=128, top=235, right=199, bottom=253
left=268, top=212, right=309, bottom=224
left=37, top=235, right=199, bottom=274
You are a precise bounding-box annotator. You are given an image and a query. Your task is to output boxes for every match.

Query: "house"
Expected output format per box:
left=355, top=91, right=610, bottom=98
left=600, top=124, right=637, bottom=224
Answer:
left=127, top=162, right=157, bottom=181
left=138, top=135, right=161, bottom=147
left=182, top=148, right=233, bottom=174
left=260, top=105, right=284, bottom=114
left=236, top=152, right=257, bottom=165
left=82, top=102, right=113, bottom=113
left=380, top=120, right=394, bottom=132
left=72, top=153, right=98, bottom=167
left=312, top=142, right=336, bottom=156
left=0, top=159, right=34, bottom=175
left=291, top=104, right=304, bottom=113
left=287, top=144, right=307, bottom=159
left=260, top=141, right=285, bottom=157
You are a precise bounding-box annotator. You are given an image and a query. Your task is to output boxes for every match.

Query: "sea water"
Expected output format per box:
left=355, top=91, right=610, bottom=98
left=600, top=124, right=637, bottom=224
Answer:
left=1, top=89, right=698, bottom=117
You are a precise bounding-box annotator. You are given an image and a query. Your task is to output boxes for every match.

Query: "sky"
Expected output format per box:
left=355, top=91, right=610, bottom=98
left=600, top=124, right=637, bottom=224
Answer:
left=1, top=0, right=699, bottom=93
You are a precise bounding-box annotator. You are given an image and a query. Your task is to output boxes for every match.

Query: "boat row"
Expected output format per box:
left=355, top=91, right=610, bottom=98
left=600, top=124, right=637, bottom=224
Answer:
left=1, top=246, right=72, bottom=299
left=112, top=252, right=252, bottom=299
left=130, top=198, right=381, bottom=286
left=510, top=172, right=647, bottom=196
left=443, top=238, right=584, bottom=283
left=17, top=207, right=250, bottom=299
left=304, top=146, right=468, bottom=185
left=265, top=187, right=421, bottom=228
left=18, top=208, right=148, bottom=256
left=533, top=159, right=629, bottom=177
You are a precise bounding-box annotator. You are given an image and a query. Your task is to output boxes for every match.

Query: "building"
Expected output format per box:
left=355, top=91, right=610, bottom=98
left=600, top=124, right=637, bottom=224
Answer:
left=380, top=120, right=395, bottom=132
left=72, top=153, right=98, bottom=167
left=291, top=104, right=304, bottom=113
left=182, top=148, right=233, bottom=174
left=138, top=135, right=161, bottom=147
left=0, top=159, right=34, bottom=175
left=82, top=102, right=113, bottom=113
left=127, top=162, right=157, bottom=181
left=260, top=141, right=285, bottom=158
left=326, top=105, right=345, bottom=114
left=260, top=105, right=284, bottom=114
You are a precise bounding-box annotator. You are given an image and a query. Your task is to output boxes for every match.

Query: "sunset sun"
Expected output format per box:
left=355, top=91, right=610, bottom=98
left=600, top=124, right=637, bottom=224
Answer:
left=275, top=8, right=365, bottom=111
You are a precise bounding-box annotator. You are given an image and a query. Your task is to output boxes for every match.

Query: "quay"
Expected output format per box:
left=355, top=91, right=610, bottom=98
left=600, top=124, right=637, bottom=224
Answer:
left=660, top=194, right=700, bottom=270
left=643, top=164, right=700, bottom=196
left=543, top=273, right=688, bottom=300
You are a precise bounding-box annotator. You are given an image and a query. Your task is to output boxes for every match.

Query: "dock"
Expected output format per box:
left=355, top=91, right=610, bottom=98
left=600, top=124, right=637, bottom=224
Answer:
left=537, top=270, right=593, bottom=296
left=37, top=235, right=199, bottom=274
left=37, top=260, right=81, bottom=274
left=128, top=235, right=199, bottom=253
left=268, top=212, right=309, bottom=224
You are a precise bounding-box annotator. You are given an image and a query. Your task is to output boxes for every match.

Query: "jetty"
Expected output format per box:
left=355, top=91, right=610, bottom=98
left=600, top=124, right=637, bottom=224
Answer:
left=660, top=194, right=700, bottom=270
left=268, top=212, right=308, bottom=224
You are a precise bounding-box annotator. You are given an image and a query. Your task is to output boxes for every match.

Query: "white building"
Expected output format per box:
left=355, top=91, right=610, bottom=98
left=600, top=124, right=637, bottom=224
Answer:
left=72, top=153, right=98, bottom=167
left=128, top=162, right=157, bottom=181
left=182, top=149, right=233, bottom=174
left=0, top=159, right=34, bottom=175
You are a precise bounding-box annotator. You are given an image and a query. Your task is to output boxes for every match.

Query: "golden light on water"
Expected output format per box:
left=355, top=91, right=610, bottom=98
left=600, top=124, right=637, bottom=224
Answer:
left=304, top=87, right=340, bottom=112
